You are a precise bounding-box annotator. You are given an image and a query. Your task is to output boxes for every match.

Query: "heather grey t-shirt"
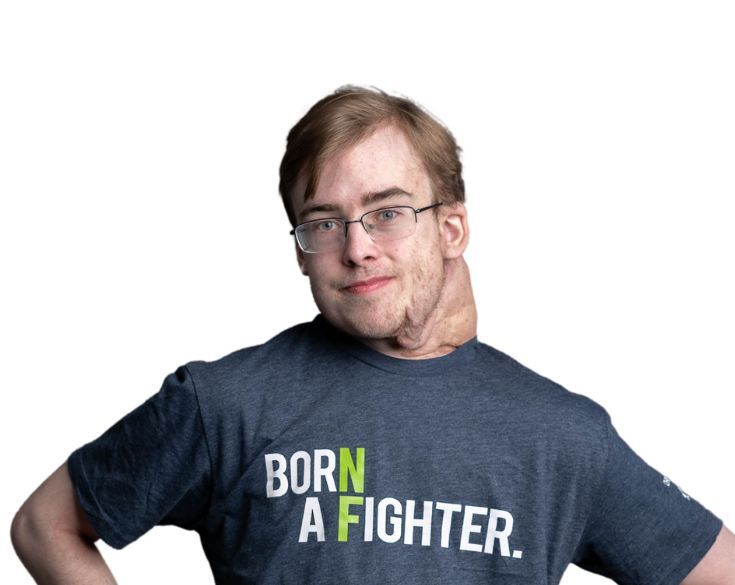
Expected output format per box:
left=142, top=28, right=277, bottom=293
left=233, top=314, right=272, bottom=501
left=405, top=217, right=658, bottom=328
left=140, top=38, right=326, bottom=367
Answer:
left=68, top=315, right=722, bottom=584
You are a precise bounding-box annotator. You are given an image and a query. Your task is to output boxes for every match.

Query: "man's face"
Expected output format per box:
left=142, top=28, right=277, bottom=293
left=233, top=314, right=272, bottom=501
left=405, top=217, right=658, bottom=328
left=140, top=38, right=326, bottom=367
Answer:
left=292, top=124, right=449, bottom=341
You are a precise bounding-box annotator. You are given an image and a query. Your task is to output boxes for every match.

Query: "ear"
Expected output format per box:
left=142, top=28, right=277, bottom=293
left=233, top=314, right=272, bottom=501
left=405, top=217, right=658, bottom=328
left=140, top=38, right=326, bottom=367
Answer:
left=295, top=239, right=309, bottom=275
left=438, top=202, right=469, bottom=260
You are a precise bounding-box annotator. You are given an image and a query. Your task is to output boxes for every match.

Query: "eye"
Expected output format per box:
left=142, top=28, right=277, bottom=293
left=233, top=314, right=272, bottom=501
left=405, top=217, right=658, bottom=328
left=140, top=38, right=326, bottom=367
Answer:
left=376, top=208, right=401, bottom=222
left=314, top=219, right=339, bottom=232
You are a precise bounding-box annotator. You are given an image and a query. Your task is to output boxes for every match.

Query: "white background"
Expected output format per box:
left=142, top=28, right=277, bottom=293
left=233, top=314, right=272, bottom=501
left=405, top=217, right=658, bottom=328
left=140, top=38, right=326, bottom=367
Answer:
left=2, top=2, right=733, bottom=583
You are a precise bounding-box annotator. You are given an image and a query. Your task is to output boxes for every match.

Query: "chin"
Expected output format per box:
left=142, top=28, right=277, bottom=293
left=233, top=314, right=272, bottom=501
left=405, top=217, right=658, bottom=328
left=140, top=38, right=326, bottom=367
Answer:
left=320, top=303, right=403, bottom=340
left=343, top=317, right=400, bottom=340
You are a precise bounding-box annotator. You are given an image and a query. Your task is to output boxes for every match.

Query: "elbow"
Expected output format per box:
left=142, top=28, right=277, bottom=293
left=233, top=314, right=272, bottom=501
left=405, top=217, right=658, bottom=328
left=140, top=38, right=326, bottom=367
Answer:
left=11, top=461, right=101, bottom=572
left=10, top=504, right=37, bottom=560
left=11, top=498, right=59, bottom=561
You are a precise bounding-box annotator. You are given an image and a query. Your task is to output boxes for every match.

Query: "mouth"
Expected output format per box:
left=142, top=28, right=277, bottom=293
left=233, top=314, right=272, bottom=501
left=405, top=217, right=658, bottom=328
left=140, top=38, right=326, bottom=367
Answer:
left=341, top=276, right=393, bottom=296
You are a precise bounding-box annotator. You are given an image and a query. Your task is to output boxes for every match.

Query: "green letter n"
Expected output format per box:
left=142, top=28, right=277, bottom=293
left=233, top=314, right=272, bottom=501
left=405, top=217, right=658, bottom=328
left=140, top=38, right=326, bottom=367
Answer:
left=339, top=447, right=365, bottom=493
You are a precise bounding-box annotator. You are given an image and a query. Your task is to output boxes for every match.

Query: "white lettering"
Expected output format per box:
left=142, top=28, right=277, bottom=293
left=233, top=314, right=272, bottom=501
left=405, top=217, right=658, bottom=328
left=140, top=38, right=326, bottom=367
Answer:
left=377, top=497, right=402, bottom=543
left=298, top=497, right=325, bottom=542
left=404, top=499, right=433, bottom=546
left=314, top=449, right=337, bottom=492
left=435, top=501, right=462, bottom=548
left=264, top=453, right=288, bottom=498
left=460, top=505, right=488, bottom=552
left=484, top=508, right=513, bottom=556
left=364, top=496, right=374, bottom=542
left=289, top=451, right=311, bottom=495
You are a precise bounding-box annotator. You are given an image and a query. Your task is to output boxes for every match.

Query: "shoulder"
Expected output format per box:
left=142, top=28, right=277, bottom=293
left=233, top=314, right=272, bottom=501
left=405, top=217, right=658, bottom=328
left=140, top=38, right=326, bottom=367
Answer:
left=474, top=340, right=612, bottom=450
left=185, top=320, right=315, bottom=382
left=179, top=319, right=334, bottom=413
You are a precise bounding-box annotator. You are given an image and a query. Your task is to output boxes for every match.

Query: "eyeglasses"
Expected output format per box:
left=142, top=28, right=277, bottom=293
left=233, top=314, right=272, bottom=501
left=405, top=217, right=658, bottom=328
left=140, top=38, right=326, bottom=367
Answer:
left=290, top=202, right=443, bottom=253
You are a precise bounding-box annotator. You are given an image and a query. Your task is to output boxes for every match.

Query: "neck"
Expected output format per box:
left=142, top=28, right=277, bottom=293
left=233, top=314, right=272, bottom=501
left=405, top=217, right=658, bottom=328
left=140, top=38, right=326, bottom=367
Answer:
left=360, top=257, right=478, bottom=359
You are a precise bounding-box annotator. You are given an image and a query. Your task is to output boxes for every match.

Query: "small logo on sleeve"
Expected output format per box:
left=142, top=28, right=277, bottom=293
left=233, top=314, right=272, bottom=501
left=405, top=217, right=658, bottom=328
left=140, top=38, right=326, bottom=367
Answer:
left=662, top=475, right=691, bottom=500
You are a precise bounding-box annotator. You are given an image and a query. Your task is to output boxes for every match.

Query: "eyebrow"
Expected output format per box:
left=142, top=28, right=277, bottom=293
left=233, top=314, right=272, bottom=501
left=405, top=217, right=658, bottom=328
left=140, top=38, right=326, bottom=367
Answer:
left=299, top=187, right=413, bottom=220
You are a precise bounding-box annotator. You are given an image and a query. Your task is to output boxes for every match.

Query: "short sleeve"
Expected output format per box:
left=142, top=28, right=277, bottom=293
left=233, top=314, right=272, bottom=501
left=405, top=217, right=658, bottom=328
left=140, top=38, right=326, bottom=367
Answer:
left=572, top=414, right=722, bottom=584
left=67, top=365, right=212, bottom=549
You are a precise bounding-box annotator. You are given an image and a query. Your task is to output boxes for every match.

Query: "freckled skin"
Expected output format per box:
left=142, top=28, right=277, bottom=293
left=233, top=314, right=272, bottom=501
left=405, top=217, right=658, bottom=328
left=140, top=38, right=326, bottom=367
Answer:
left=294, top=124, right=476, bottom=359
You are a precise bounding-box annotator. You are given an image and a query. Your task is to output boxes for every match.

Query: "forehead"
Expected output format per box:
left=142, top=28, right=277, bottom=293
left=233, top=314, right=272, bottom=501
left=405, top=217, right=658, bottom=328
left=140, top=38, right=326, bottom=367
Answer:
left=293, top=125, right=432, bottom=218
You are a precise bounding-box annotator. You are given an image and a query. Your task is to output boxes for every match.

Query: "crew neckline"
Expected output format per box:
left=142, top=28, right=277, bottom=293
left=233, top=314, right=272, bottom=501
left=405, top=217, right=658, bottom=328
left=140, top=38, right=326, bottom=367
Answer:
left=311, top=314, right=478, bottom=376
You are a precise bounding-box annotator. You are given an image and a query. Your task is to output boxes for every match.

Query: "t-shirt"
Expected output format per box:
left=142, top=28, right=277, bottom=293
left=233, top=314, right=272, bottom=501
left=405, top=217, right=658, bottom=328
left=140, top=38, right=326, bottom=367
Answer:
left=68, top=315, right=722, bottom=585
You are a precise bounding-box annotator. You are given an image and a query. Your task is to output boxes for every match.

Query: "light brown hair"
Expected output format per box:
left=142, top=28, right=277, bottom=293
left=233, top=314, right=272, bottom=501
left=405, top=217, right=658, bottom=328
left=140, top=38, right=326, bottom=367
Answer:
left=279, top=86, right=465, bottom=226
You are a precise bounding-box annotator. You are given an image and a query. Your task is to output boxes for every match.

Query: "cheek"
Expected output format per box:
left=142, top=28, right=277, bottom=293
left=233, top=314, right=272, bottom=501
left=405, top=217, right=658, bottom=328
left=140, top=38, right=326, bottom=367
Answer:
left=303, top=258, right=337, bottom=292
left=414, top=257, right=446, bottom=309
left=403, top=235, right=443, bottom=280
left=411, top=255, right=441, bottom=292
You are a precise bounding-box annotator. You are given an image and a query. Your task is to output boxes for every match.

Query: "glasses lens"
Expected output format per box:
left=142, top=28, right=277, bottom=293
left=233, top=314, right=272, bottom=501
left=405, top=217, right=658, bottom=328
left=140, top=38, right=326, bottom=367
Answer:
left=363, top=207, right=416, bottom=241
left=296, top=219, right=345, bottom=253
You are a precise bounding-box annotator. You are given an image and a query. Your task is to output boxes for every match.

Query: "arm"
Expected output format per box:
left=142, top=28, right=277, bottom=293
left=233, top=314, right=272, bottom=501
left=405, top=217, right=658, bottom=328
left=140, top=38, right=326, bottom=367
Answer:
left=11, top=461, right=118, bottom=585
left=681, top=525, right=735, bottom=585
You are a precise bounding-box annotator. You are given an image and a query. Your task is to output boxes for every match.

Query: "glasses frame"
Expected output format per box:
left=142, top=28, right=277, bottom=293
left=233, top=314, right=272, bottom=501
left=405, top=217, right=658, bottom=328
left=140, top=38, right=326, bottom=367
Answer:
left=289, top=202, right=443, bottom=253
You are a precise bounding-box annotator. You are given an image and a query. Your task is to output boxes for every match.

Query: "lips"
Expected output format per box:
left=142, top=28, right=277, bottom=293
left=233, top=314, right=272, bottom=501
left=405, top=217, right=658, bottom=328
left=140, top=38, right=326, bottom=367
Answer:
left=341, top=276, right=393, bottom=295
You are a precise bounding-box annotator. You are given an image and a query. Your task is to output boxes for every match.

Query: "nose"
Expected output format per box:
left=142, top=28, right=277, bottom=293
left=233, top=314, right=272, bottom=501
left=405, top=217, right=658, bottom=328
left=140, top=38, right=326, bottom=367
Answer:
left=341, top=220, right=379, bottom=266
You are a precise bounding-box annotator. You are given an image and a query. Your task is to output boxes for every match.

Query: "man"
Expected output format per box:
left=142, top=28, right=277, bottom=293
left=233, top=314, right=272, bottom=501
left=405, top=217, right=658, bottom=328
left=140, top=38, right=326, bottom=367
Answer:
left=11, top=86, right=735, bottom=584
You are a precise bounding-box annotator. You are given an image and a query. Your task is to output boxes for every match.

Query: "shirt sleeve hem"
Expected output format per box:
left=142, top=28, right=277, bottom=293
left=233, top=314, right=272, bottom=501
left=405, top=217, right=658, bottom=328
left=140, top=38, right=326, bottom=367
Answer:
left=657, top=514, right=723, bottom=585
left=66, top=450, right=133, bottom=550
